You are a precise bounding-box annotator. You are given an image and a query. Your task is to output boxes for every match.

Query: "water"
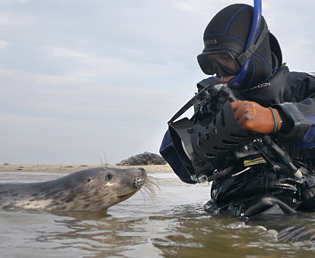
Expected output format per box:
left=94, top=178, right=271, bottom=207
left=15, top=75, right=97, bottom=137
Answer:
left=1, top=171, right=315, bottom=257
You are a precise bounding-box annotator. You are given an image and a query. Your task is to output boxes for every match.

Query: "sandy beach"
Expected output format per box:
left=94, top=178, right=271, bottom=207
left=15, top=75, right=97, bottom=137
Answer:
left=0, top=164, right=173, bottom=174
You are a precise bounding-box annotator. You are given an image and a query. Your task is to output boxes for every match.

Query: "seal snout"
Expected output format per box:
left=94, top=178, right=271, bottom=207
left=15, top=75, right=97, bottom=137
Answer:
left=134, top=167, right=147, bottom=189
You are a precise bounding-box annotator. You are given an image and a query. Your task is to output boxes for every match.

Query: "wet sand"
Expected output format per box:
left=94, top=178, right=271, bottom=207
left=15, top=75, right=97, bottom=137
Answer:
left=0, top=164, right=173, bottom=174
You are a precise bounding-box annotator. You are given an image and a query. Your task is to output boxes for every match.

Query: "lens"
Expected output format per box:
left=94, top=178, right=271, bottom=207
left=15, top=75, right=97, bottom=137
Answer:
left=207, top=53, right=238, bottom=76
left=213, top=62, right=238, bottom=77
left=197, top=51, right=239, bottom=76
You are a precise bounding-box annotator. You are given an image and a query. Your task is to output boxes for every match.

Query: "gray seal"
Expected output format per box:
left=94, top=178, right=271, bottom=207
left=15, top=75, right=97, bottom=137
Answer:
left=0, top=166, right=146, bottom=211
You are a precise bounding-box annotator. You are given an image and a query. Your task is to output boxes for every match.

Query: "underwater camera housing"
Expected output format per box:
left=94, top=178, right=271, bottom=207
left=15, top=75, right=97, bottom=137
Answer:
left=168, top=84, right=257, bottom=182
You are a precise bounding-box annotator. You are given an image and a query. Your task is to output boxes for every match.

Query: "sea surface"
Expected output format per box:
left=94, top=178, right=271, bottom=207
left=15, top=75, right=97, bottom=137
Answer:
left=1, top=170, right=315, bottom=257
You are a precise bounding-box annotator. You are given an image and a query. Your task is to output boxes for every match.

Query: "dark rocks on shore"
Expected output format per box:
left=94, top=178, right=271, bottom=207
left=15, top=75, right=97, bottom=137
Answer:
left=116, top=152, right=167, bottom=166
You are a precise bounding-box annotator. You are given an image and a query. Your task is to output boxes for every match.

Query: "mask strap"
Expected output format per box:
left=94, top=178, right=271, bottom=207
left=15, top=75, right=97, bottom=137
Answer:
left=236, top=25, right=269, bottom=66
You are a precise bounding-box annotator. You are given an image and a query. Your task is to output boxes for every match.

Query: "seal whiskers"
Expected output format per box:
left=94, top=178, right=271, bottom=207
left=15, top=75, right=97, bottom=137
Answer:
left=139, top=175, right=159, bottom=202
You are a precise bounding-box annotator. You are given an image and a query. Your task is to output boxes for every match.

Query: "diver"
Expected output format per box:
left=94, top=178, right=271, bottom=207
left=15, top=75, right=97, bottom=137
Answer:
left=160, top=2, right=315, bottom=217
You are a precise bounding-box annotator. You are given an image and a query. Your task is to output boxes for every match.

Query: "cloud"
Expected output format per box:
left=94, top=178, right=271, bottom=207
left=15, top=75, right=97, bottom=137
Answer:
left=0, top=65, right=190, bottom=164
left=0, top=0, right=29, bottom=4
left=1, top=0, right=315, bottom=164
left=173, top=0, right=253, bottom=20
left=0, top=40, right=8, bottom=49
left=0, top=11, right=34, bottom=29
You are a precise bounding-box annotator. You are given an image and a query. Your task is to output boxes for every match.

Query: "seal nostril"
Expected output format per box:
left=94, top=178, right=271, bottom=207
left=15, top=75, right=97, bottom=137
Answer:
left=134, top=177, right=145, bottom=189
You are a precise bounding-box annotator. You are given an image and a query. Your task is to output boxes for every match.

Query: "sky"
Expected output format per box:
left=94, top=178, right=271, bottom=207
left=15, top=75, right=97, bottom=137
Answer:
left=1, top=0, right=315, bottom=165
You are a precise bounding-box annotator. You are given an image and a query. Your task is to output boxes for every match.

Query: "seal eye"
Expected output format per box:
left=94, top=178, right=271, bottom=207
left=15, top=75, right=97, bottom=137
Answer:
left=87, top=178, right=91, bottom=182
left=105, top=174, right=113, bottom=181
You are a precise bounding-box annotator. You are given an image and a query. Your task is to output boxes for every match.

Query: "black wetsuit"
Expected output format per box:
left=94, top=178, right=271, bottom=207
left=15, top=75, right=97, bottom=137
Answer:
left=201, top=65, right=315, bottom=217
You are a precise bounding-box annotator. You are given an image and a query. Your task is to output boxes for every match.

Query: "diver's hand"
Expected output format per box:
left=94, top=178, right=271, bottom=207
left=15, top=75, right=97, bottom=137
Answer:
left=231, top=101, right=282, bottom=134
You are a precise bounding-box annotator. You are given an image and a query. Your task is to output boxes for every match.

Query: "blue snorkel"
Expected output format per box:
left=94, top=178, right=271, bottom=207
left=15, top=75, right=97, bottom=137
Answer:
left=230, top=0, right=262, bottom=87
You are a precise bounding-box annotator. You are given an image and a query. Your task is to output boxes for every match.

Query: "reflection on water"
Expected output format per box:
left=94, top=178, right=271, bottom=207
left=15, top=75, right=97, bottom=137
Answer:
left=0, top=171, right=315, bottom=257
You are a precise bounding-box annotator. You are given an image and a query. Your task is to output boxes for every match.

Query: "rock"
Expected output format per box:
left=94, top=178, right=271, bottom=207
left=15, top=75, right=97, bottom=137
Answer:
left=116, top=151, right=167, bottom=166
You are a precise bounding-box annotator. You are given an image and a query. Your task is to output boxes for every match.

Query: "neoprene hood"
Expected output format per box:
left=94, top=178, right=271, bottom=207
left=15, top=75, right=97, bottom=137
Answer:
left=197, top=4, right=282, bottom=89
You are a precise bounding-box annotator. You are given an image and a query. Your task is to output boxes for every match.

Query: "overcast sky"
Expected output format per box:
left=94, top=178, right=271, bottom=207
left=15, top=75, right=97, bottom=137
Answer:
left=1, top=0, right=315, bottom=165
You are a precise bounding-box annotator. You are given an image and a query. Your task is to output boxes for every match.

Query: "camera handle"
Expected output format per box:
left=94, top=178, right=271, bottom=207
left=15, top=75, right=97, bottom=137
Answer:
left=214, top=83, right=303, bottom=181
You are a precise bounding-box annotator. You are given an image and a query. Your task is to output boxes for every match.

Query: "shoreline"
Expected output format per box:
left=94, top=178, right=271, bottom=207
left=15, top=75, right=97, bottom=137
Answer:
left=0, top=164, right=174, bottom=174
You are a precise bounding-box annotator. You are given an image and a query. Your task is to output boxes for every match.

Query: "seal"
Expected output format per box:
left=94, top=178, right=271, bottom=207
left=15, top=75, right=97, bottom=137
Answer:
left=0, top=166, right=147, bottom=211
